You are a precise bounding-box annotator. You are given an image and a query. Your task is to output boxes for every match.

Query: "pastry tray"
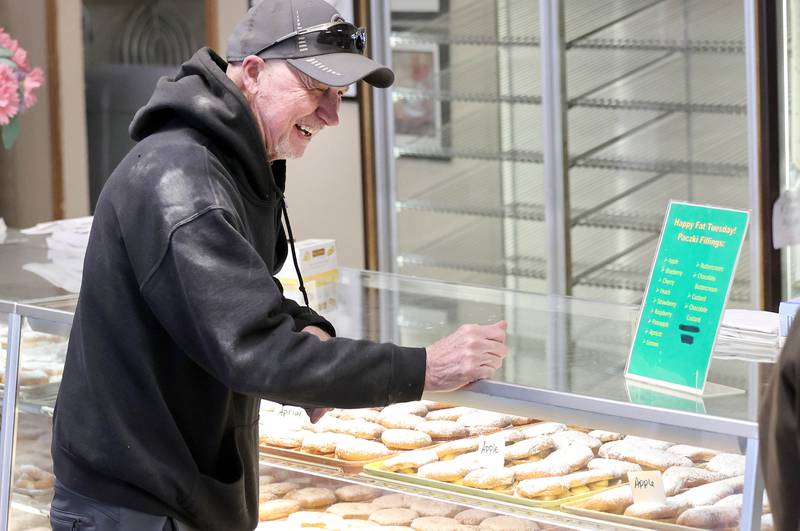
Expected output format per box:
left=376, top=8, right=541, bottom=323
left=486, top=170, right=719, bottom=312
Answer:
left=362, top=460, right=622, bottom=509
left=0, top=381, right=60, bottom=403
left=561, top=501, right=703, bottom=531
left=259, top=445, right=399, bottom=475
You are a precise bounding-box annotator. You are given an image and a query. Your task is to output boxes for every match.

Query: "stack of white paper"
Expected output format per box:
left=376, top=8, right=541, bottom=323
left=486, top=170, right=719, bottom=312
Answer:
left=21, top=217, right=92, bottom=293
left=713, top=309, right=781, bottom=362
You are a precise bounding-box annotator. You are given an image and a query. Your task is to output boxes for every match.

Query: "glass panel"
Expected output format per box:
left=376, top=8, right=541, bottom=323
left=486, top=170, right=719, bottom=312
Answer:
left=327, top=268, right=758, bottom=423
left=7, top=316, right=69, bottom=530
left=0, top=231, right=77, bottom=303
left=389, top=0, right=754, bottom=307
left=392, top=0, right=545, bottom=291
left=563, top=0, right=752, bottom=306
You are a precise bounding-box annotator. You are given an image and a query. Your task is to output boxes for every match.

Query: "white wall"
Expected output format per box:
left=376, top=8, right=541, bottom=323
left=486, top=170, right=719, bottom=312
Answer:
left=0, top=0, right=54, bottom=227
left=286, top=101, right=365, bottom=269
left=58, top=0, right=90, bottom=218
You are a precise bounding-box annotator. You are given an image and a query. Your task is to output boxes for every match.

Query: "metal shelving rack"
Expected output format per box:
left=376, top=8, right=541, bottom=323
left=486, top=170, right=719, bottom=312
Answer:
left=378, top=0, right=760, bottom=307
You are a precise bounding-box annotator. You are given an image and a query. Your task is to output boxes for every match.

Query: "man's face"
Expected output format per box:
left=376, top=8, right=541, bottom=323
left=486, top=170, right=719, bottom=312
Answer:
left=247, top=59, right=347, bottom=160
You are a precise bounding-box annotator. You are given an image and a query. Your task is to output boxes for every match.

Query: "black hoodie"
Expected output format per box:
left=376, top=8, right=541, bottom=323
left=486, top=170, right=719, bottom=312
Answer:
left=51, top=48, right=426, bottom=531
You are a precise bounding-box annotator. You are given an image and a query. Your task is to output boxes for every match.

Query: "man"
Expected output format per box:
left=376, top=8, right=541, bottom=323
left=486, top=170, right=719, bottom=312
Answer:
left=760, top=320, right=800, bottom=530
left=50, top=1, right=508, bottom=530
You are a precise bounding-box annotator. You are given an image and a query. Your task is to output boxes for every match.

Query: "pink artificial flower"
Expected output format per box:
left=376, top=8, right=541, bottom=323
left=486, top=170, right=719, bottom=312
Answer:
left=12, top=46, right=27, bottom=71
left=23, top=67, right=43, bottom=109
left=0, top=28, right=19, bottom=54
left=0, top=63, right=19, bottom=125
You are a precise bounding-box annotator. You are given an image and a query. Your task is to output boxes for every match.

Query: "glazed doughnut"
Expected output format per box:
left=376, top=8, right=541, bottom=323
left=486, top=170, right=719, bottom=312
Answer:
left=586, top=458, right=641, bottom=478
left=457, top=412, right=514, bottom=429
left=504, top=436, right=554, bottom=461
left=18, top=370, right=50, bottom=386
left=516, top=476, right=568, bottom=499
left=369, top=508, right=419, bottom=526
left=454, top=508, right=493, bottom=525
left=326, top=502, right=376, bottom=519
left=262, top=429, right=312, bottom=449
left=382, top=402, right=429, bottom=417
left=466, top=426, right=502, bottom=437
left=498, top=429, right=526, bottom=444
left=676, top=505, right=740, bottom=528
left=624, top=499, right=691, bottom=520
left=551, top=431, right=602, bottom=454
left=258, top=499, right=301, bottom=521
left=425, top=407, right=476, bottom=421
left=260, top=481, right=300, bottom=497
left=670, top=476, right=744, bottom=507
left=335, top=484, right=381, bottom=502
left=408, top=499, right=460, bottom=518
left=588, top=430, right=623, bottom=442
left=621, top=436, right=673, bottom=450
left=417, top=460, right=475, bottom=482
left=420, top=400, right=454, bottom=411
left=371, top=493, right=409, bottom=509
left=434, top=437, right=479, bottom=459
left=520, top=422, right=567, bottom=439
left=382, top=449, right=439, bottom=472
left=378, top=413, right=425, bottom=430
left=381, top=429, right=433, bottom=450
left=462, top=467, right=515, bottom=489
left=334, top=408, right=382, bottom=423
left=663, top=466, right=728, bottom=488
left=335, top=438, right=392, bottom=461
left=598, top=440, right=693, bottom=471
left=667, top=444, right=719, bottom=462
left=301, top=432, right=355, bottom=454
left=284, top=487, right=337, bottom=509
left=311, top=413, right=350, bottom=434
left=341, top=420, right=385, bottom=440
left=13, top=465, right=54, bottom=490
left=416, top=420, right=468, bottom=440
left=286, top=511, right=343, bottom=528
left=512, top=445, right=594, bottom=479
left=706, top=453, right=746, bottom=476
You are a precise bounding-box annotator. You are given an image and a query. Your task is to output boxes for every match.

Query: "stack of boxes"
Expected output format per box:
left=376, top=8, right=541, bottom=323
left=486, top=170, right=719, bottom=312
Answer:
left=276, top=239, right=338, bottom=311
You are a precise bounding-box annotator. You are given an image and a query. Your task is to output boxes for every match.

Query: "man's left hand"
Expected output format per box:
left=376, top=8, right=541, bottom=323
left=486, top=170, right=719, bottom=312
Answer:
left=302, top=325, right=332, bottom=423
left=302, top=325, right=331, bottom=341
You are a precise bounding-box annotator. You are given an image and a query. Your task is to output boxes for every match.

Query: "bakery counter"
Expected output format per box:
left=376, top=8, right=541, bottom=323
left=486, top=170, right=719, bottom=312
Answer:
left=0, top=268, right=768, bottom=530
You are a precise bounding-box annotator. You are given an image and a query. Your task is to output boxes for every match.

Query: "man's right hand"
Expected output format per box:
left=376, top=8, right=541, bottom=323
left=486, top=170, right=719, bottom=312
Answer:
left=424, top=321, right=508, bottom=392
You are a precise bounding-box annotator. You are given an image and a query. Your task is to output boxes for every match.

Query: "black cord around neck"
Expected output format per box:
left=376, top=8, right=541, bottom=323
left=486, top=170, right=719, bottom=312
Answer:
left=281, top=199, right=310, bottom=308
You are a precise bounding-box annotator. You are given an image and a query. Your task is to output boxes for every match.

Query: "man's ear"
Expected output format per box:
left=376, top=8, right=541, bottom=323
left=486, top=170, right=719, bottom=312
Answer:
left=241, top=55, right=265, bottom=95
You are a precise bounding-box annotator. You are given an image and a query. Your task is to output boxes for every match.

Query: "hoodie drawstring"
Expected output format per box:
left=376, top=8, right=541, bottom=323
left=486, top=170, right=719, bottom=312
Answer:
left=281, top=199, right=310, bottom=308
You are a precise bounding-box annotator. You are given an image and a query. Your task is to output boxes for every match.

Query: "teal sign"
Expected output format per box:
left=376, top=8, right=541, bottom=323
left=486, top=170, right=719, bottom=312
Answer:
left=626, top=202, right=749, bottom=394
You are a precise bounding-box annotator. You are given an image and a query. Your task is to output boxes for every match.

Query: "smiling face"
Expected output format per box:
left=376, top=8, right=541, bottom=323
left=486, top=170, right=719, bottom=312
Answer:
left=238, top=56, right=347, bottom=161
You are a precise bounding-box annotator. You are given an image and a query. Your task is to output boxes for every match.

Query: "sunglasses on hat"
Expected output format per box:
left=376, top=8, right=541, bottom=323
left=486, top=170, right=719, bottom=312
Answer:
left=254, top=20, right=367, bottom=58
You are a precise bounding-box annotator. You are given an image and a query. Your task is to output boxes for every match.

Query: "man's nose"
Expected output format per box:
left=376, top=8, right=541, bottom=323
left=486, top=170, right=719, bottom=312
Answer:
left=317, top=90, right=341, bottom=127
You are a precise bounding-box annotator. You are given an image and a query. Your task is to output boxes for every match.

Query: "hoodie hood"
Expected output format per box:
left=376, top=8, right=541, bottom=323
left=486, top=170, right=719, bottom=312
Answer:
left=130, top=48, right=277, bottom=201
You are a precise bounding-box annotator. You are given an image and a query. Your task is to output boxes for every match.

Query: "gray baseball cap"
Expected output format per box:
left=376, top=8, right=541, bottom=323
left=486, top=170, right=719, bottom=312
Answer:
left=226, top=0, right=394, bottom=88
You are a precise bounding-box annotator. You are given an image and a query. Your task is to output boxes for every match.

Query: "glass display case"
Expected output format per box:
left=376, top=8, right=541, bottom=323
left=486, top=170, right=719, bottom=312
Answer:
left=0, top=260, right=767, bottom=530
left=377, top=0, right=761, bottom=308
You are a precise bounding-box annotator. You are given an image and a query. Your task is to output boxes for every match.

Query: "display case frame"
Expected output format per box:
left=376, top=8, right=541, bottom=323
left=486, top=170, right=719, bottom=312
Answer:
left=0, top=267, right=767, bottom=530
